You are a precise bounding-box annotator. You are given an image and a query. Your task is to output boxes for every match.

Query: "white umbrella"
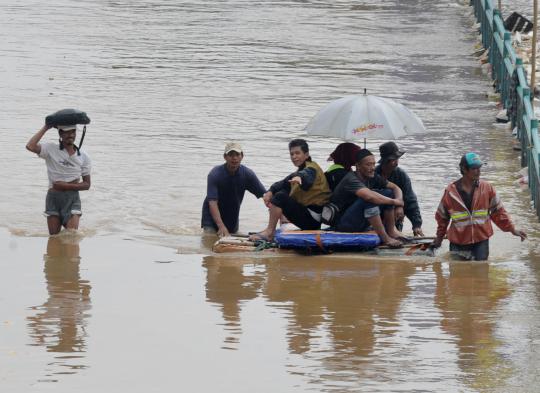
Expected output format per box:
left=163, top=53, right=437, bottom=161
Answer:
left=304, top=93, right=426, bottom=142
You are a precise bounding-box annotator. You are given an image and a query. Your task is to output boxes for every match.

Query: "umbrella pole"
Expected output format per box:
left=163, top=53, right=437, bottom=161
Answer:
left=363, top=138, right=366, bottom=149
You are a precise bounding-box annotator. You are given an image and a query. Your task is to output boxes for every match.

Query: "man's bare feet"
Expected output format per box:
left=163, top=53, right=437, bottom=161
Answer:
left=387, top=228, right=404, bottom=239
left=381, top=236, right=403, bottom=248
left=387, top=229, right=410, bottom=242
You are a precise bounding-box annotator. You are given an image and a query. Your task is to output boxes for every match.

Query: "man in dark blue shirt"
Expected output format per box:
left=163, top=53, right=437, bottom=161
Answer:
left=201, top=142, right=266, bottom=237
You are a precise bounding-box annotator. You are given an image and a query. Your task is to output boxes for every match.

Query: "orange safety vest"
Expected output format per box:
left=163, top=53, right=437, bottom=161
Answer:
left=435, top=180, right=515, bottom=245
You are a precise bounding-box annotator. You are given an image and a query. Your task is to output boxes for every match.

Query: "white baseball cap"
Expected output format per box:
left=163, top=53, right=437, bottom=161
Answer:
left=224, top=142, right=243, bottom=154
left=57, top=124, right=78, bottom=132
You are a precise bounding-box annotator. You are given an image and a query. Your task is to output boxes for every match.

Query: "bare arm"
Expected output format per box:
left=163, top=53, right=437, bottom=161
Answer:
left=385, top=181, right=406, bottom=223
left=53, top=175, right=91, bottom=192
left=262, top=191, right=273, bottom=207
left=386, top=181, right=403, bottom=203
left=26, top=124, right=52, bottom=154
left=511, top=228, right=527, bottom=241
left=208, top=200, right=230, bottom=237
left=355, top=184, right=404, bottom=207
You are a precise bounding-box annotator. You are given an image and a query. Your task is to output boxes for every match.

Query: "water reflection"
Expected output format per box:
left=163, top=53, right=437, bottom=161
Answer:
left=203, top=256, right=264, bottom=348
left=204, top=255, right=419, bottom=371
left=27, top=235, right=91, bottom=376
left=201, top=252, right=535, bottom=390
left=264, top=258, right=418, bottom=379
left=434, top=262, right=513, bottom=391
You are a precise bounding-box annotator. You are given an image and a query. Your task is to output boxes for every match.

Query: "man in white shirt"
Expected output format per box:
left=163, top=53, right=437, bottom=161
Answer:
left=26, top=124, right=92, bottom=235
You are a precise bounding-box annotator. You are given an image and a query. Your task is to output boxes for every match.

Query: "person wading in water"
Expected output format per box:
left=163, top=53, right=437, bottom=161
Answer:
left=431, top=152, right=526, bottom=260
left=26, top=124, right=92, bottom=235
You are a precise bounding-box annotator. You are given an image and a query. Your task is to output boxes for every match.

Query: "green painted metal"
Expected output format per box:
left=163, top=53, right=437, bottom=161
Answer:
left=471, top=0, right=540, bottom=218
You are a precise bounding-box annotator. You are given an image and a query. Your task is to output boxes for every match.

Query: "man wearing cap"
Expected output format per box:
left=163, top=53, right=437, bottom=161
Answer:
left=201, top=142, right=266, bottom=237
left=330, top=148, right=405, bottom=248
left=26, top=123, right=92, bottom=235
left=375, top=141, right=423, bottom=236
left=431, top=152, right=527, bottom=260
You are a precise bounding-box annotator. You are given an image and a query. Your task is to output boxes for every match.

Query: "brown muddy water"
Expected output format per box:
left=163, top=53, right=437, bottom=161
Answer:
left=2, top=230, right=540, bottom=392
left=2, top=0, right=540, bottom=392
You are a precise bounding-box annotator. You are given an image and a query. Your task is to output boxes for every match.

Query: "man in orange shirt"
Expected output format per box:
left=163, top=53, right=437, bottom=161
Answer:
left=431, top=152, right=526, bottom=260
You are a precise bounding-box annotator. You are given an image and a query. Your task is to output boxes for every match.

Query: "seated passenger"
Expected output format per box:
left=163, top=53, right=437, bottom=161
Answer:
left=249, top=139, right=331, bottom=241
left=330, top=149, right=405, bottom=248
left=375, top=142, right=424, bottom=236
left=325, top=142, right=361, bottom=191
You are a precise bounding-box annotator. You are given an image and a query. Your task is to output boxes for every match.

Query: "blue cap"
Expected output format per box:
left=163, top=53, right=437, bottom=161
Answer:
left=460, top=152, right=484, bottom=169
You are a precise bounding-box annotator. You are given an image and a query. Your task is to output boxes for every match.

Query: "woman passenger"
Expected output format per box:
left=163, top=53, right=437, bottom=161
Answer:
left=325, top=142, right=361, bottom=191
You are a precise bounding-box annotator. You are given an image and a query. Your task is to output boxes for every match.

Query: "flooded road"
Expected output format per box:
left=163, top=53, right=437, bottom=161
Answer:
left=2, top=232, right=540, bottom=392
left=1, top=0, right=540, bottom=392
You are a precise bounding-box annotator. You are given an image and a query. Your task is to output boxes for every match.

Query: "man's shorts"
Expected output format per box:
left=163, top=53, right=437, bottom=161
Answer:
left=44, top=190, right=82, bottom=226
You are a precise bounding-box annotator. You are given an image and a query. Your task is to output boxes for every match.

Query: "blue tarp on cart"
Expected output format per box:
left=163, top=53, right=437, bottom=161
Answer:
left=275, top=229, right=381, bottom=249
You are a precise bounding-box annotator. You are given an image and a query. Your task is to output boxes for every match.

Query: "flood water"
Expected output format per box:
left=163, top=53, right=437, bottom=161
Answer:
left=2, top=0, right=540, bottom=392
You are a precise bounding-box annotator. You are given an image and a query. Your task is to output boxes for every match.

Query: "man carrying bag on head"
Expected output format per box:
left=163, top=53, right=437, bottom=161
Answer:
left=26, top=120, right=92, bottom=235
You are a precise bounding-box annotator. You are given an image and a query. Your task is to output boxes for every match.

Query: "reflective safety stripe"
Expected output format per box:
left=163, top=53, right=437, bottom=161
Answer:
left=472, top=209, right=488, bottom=217
left=472, top=218, right=488, bottom=225
left=452, top=220, right=471, bottom=228
left=452, top=218, right=488, bottom=227
left=450, top=211, right=469, bottom=220
left=451, top=209, right=488, bottom=221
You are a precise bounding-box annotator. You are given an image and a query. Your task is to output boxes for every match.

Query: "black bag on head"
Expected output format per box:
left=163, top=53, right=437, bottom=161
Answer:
left=45, top=108, right=91, bottom=127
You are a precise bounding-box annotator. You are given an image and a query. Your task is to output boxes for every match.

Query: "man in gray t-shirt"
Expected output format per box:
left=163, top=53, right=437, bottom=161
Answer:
left=26, top=123, right=92, bottom=235
left=330, top=149, right=404, bottom=248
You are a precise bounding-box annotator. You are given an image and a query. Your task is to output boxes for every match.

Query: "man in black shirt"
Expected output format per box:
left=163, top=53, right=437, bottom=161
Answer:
left=375, top=142, right=423, bottom=236
left=331, top=149, right=404, bottom=248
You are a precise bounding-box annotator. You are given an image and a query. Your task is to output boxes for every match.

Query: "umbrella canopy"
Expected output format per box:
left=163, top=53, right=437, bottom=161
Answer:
left=304, top=94, right=426, bottom=141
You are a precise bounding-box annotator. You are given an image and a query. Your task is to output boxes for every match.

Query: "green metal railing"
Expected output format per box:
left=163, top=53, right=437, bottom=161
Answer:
left=471, top=0, right=540, bottom=218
